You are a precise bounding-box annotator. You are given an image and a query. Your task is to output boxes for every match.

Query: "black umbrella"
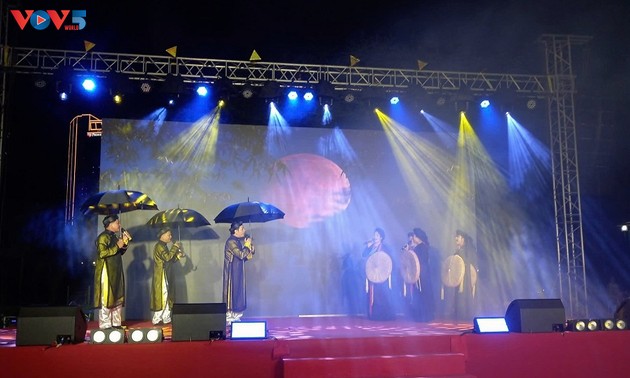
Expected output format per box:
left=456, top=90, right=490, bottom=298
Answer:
left=80, top=189, right=159, bottom=216
left=214, top=200, right=285, bottom=224
left=125, top=224, right=220, bottom=243
left=146, top=208, right=212, bottom=240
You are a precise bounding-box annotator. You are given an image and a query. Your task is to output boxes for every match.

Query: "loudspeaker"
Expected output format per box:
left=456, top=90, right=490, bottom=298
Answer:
left=17, top=306, right=87, bottom=346
left=505, top=298, right=565, bottom=333
left=172, top=303, right=226, bottom=341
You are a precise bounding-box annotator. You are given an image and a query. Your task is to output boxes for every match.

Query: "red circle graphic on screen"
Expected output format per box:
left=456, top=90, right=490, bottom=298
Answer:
left=263, top=153, right=351, bottom=228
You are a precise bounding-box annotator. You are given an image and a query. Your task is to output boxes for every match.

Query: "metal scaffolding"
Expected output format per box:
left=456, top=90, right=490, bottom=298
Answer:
left=2, top=46, right=549, bottom=94
left=542, top=34, right=591, bottom=318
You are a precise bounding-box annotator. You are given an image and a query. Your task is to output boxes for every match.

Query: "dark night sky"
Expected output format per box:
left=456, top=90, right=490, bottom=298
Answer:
left=1, top=0, right=629, bottom=305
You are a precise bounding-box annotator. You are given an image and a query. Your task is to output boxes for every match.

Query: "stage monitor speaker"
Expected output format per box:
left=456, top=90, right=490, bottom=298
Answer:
left=17, top=306, right=87, bottom=346
left=172, top=303, right=226, bottom=341
left=505, top=298, right=565, bottom=333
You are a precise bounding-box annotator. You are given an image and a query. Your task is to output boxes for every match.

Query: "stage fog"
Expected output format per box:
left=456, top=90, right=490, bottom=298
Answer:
left=94, top=109, right=563, bottom=320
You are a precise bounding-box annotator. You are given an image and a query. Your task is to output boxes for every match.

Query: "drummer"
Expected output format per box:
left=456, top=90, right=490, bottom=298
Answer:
left=441, top=229, right=478, bottom=321
left=362, top=228, right=397, bottom=321
left=404, top=228, right=435, bottom=322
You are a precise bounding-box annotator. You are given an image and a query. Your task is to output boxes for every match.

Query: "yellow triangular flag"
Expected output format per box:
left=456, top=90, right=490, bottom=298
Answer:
left=350, top=55, right=360, bottom=67
left=166, top=46, right=177, bottom=58
left=417, top=60, right=428, bottom=71
left=84, top=40, right=96, bottom=52
left=250, top=50, right=261, bottom=61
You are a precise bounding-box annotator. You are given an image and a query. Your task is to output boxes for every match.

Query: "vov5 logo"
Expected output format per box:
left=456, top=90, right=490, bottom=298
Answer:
left=10, top=10, right=87, bottom=31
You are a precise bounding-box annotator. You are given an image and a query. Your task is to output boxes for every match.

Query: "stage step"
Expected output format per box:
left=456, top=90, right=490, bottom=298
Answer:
left=282, top=352, right=473, bottom=378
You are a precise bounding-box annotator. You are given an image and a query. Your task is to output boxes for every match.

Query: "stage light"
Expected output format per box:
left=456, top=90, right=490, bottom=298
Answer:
left=33, top=76, right=48, bottom=89
left=566, top=319, right=587, bottom=331
left=480, top=99, right=490, bottom=108
left=344, top=93, right=355, bottom=103
left=565, top=319, right=604, bottom=332
left=128, top=327, right=163, bottom=343
left=113, top=94, right=123, bottom=104
left=81, top=79, right=96, bottom=92
left=587, top=319, right=601, bottom=331
left=390, top=96, right=400, bottom=105
left=601, top=319, right=627, bottom=331
left=304, top=91, right=314, bottom=101
left=241, top=84, right=254, bottom=99
left=59, top=92, right=69, bottom=101
left=231, top=321, right=267, bottom=339
left=287, top=90, right=298, bottom=100
left=526, top=99, right=537, bottom=109
left=91, top=328, right=125, bottom=344
left=473, top=317, right=509, bottom=333
left=196, top=86, right=209, bottom=96
left=140, top=82, right=152, bottom=93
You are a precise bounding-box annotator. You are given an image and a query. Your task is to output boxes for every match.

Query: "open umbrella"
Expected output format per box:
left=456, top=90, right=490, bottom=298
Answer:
left=214, top=200, right=285, bottom=224
left=126, top=224, right=220, bottom=243
left=146, top=208, right=212, bottom=240
left=80, top=189, right=159, bottom=216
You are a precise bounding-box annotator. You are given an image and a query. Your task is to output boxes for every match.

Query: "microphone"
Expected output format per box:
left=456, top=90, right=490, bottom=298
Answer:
left=364, top=239, right=374, bottom=245
left=121, top=228, right=132, bottom=242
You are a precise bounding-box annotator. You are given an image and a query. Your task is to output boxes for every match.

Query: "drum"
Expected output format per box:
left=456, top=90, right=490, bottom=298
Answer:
left=441, top=255, right=465, bottom=288
left=399, top=249, right=420, bottom=284
left=365, top=251, right=392, bottom=283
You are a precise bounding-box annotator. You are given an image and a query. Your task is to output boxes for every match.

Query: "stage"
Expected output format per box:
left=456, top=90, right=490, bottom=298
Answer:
left=1, top=316, right=630, bottom=377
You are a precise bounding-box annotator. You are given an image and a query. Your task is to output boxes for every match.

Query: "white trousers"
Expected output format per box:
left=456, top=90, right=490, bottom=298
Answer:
left=99, top=304, right=122, bottom=329
left=99, top=267, right=123, bottom=329
left=152, top=273, right=171, bottom=325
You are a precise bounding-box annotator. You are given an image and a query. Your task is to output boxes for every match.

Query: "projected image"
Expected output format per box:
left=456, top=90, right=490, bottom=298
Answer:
left=97, top=109, right=557, bottom=319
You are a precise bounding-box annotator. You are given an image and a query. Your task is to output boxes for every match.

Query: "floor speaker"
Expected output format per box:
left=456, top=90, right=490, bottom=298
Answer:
left=171, top=303, right=226, bottom=341
left=17, top=306, right=87, bottom=346
left=505, top=298, right=565, bottom=333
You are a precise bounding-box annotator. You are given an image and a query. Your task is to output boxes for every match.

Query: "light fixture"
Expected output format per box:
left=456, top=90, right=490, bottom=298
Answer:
left=81, top=78, right=96, bottom=92
left=196, top=85, right=209, bottom=97
left=231, top=321, right=268, bottom=339
left=473, top=317, right=509, bottom=333
left=390, top=96, right=400, bottom=105
left=304, top=91, right=314, bottom=101
left=91, top=328, right=126, bottom=344
left=128, top=327, right=163, bottom=343
left=287, top=90, right=298, bottom=100
left=566, top=319, right=587, bottom=331
left=241, top=84, right=254, bottom=99
left=344, top=93, right=355, bottom=103
left=112, top=93, right=123, bottom=104
left=601, top=319, right=627, bottom=331
left=480, top=99, right=490, bottom=108
left=526, top=99, right=537, bottom=109
left=140, top=82, right=152, bottom=93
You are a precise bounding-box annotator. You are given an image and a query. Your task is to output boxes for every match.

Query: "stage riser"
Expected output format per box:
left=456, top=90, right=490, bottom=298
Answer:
left=283, top=353, right=469, bottom=378
left=282, top=335, right=455, bottom=357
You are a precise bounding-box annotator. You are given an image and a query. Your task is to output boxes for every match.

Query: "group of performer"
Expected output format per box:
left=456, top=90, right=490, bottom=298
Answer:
left=93, top=215, right=254, bottom=329
left=360, top=227, right=478, bottom=322
left=93, top=213, right=476, bottom=329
